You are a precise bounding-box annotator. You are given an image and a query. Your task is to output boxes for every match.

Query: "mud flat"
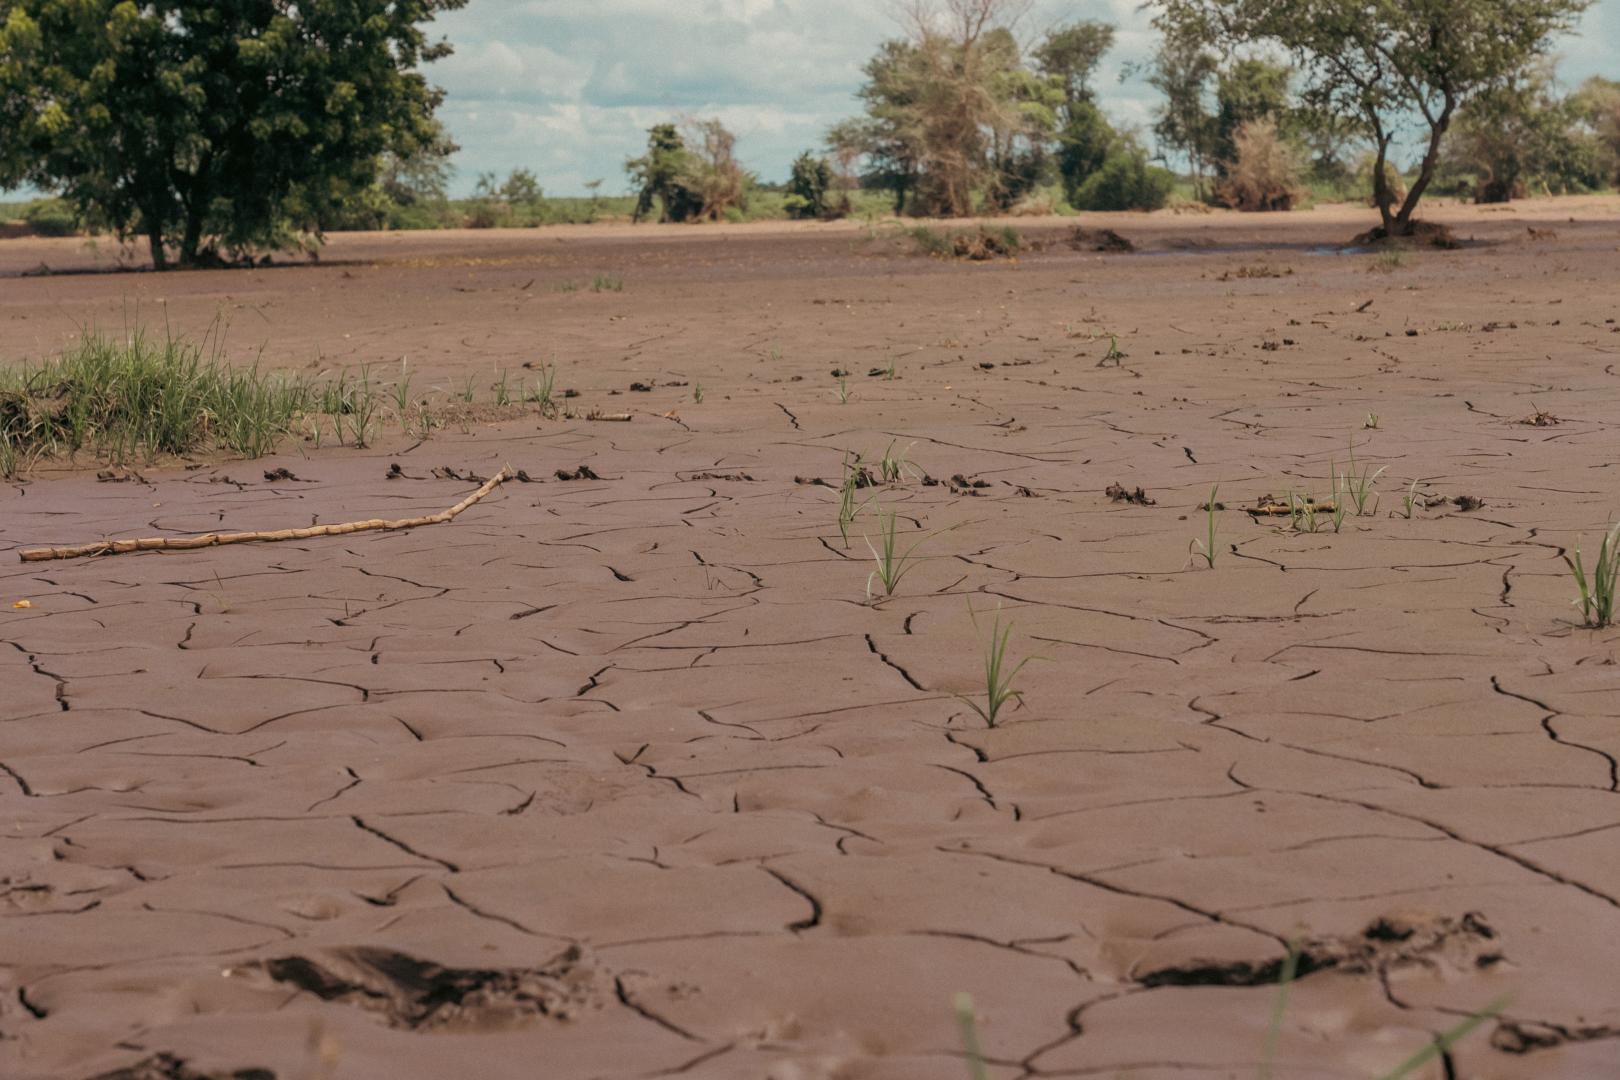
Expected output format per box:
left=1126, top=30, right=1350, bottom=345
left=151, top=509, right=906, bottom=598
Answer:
left=3, top=197, right=1620, bottom=1079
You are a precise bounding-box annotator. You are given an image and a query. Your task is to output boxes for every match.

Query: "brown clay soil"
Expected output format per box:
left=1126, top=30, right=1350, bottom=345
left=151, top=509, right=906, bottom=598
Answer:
left=3, top=197, right=1620, bottom=1080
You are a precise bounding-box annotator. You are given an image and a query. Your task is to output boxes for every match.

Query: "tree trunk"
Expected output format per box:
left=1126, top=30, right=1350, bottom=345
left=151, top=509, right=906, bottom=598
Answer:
left=179, top=209, right=204, bottom=267
left=1371, top=137, right=1396, bottom=235
left=145, top=217, right=168, bottom=272
left=1394, top=101, right=1455, bottom=232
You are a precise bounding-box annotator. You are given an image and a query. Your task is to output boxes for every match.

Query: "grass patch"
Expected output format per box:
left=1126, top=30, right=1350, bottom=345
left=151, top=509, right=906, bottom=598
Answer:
left=1, top=331, right=315, bottom=474
left=1, top=331, right=565, bottom=477
left=1368, top=249, right=1408, bottom=273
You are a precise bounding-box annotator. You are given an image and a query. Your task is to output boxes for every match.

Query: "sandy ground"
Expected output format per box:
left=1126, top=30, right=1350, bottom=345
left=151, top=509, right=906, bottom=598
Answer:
left=3, top=198, right=1620, bottom=1079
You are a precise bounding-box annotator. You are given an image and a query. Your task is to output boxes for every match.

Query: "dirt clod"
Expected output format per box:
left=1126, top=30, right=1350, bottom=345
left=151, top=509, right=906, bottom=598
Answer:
left=256, top=945, right=601, bottom=1031
left=1106, top=483, right=1156, bottom=506
left=1067, top=227, right=1134, bottom=253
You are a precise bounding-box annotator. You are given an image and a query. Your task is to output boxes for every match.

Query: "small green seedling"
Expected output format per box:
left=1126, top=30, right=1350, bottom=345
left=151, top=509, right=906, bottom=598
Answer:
left=1098, top=334, right=1126, bottom=367
left=837, top=376, right=849, bottom=404
left=458, top=375, right=477, bottom=403
left=1327, top=462, right=1348, bottom=533
left=1289, top=492, right=1324, bottom=534
left=837, top=451, right=868, bottom=546
left=692, top=381, right=704, bottom=404
left=953, top=993, right=990, bottom=1080
left=348, top=365, right=379, bottom=448
left=528, top=362, right=558, bottom=417
left=1190, top=484, right=1220, bottom=568
left=960, top=604, right=1038, bottom=727
left=864, top=505, right=928, bottom=599
left=391, top=366, right=414, bottom=418
left=1342, top=444, right=1386, bottom=515
left=1566, top=521, right=1620, bottom=628
left=1398, top=479, right=1422, bottom=520
left=1364, top=412, right=1380, bottom=429
left=878, top=440, right=918, bottom=485
left=493, top=368, right=513, bottom=406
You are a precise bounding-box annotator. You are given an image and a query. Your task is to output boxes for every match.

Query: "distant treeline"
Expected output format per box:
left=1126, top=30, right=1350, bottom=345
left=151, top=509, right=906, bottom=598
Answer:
left=2, top=0, right=1614, bottom=265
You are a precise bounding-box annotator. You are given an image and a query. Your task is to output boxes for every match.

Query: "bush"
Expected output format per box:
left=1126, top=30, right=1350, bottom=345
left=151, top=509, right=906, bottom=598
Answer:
left=1215, top=118, right=1303, bottom=211
left=907, top=224, right=1021, bottom=260
left=786, top=152, right=847, bottom=220
left=23, top=198, right=78, bottom=237
left=1073, top=144, right=1175, bottom=211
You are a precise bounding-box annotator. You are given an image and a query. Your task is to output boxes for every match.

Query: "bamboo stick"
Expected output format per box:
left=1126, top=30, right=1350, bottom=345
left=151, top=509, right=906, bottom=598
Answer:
left=17, top=466, right=514, bottom=563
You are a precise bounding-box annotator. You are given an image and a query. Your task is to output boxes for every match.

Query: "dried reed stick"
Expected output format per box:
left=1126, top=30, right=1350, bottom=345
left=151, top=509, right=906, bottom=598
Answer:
left=17, top=466, right=513, bottom=563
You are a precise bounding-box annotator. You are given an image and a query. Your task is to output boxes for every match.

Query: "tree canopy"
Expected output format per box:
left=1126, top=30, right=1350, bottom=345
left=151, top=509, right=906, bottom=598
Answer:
left=1153, top=0, right=1590, bottom=234
left=831, top=1, right=1168, bottom=216
left=0, top=0, right=463, bottom=268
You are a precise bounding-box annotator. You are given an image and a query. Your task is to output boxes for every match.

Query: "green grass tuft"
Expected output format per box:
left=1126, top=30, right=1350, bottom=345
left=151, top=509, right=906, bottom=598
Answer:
left=960, top=604, right=1037, bottom=727
left=1566, top=522, right=1620, bottom=628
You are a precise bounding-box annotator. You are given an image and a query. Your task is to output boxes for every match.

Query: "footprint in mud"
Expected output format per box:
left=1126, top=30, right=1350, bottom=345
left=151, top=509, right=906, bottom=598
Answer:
left=85, top=1053, right=274, bottom=1080
left=1137, top=911, right=1503, bottom=987
left=253, top=945, right=603, bottom=1031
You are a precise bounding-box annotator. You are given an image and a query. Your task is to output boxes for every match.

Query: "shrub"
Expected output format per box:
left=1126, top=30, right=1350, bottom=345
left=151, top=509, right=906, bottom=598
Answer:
left=785, top=152, right=847, bottom=220
left=1215, top=118, right=1303, bottom=211
left=23, top=197, right=78, bottom=237
left=1073, top=142, right=1175, bottom=211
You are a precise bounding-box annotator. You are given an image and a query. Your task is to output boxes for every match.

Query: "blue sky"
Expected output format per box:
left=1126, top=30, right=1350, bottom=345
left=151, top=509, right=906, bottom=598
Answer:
left=429, top=0, right=1620, bottom=196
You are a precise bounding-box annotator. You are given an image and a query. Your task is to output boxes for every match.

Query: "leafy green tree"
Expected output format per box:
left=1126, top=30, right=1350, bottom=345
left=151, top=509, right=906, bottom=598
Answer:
left=1445, top=65, right=1609, bottom=201
left=1148, top=32, right=1219, bottom=198
left=0, top=0, right=464, bottom=268
left=785, top=152, right=841, bottom=219
left=829, top=42, right=925, bottom=213
left=1153, top=0, right=1590, bottom=236
left=1035, top=20, right=1116, bottom=207
left=835, top=1, right=1050, bottom=217
left=1053, top=100, right=1116, bottom=208
left=1571, top=76, right=1620, bottom=188
left=626, top=120, right=749, bottom=223
left=1033, top=21, right=1114, bottom=105
left=1213, top=58, right=1292, bottom=173
left=628, top=124, right=701, bottom=223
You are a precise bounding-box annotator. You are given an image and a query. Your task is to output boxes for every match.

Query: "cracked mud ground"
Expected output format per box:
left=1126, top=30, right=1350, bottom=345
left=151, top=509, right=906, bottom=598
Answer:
left=3, top=200, right=1620, bottom=1079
